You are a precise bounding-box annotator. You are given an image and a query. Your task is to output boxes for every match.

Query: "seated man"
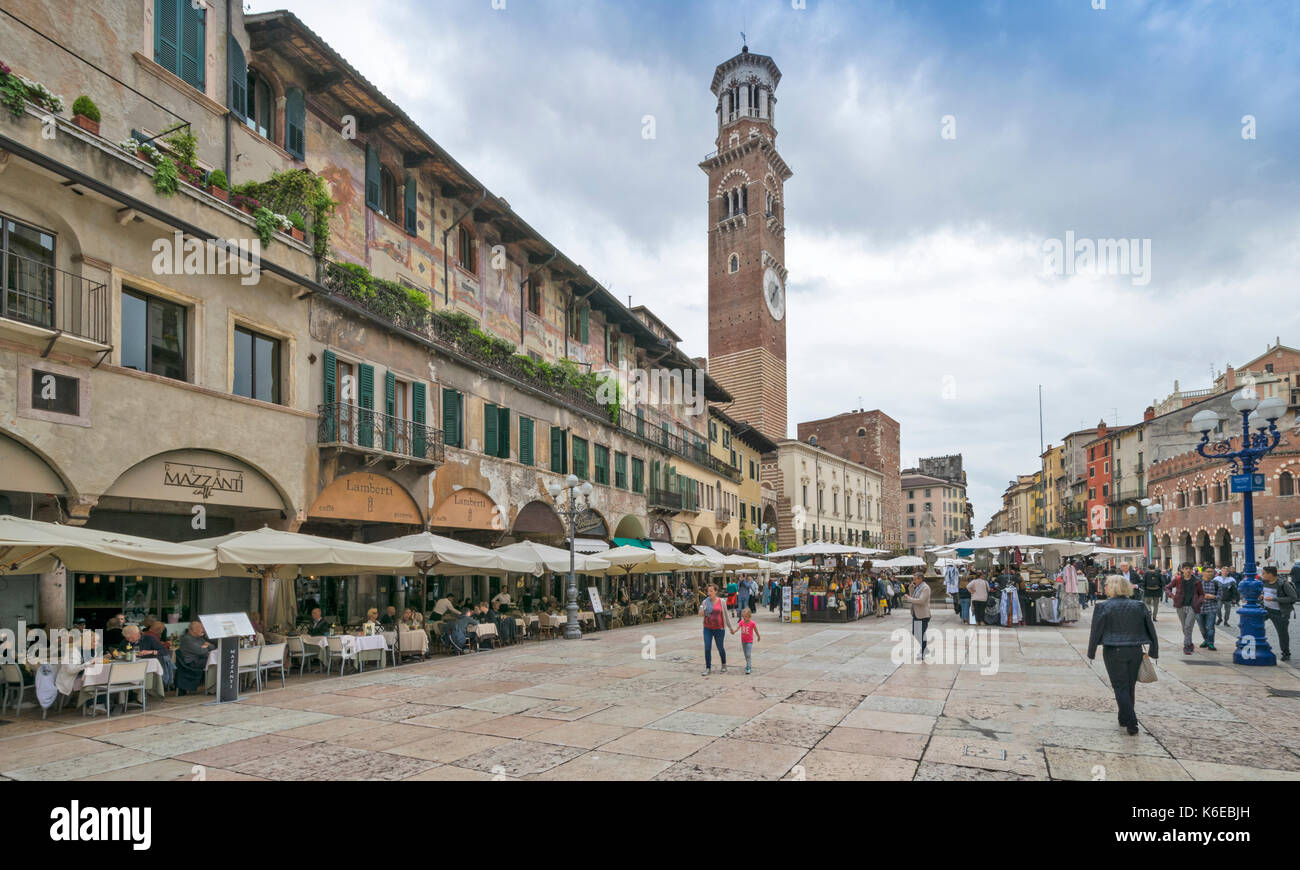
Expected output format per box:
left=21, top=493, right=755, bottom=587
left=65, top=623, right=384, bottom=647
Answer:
left=448, top=608, right=478, bottom=653
left=102, top=616, right=124, bottom=649
left=305, top=607, right=330, bottom=636
left=131, top=623, right=175, bottom=686
left=174, top=621, right=214, bottom=696
left=380, top=605, right=398, bottom=627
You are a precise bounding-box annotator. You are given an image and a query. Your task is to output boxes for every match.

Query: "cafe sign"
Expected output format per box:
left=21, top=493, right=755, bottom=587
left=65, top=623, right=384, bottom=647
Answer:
left=309, top=472, right=422, bottom=524
left=104, top=449, right=283, bottom=509
left=430, top=488, right=499, bottom=531
left=165, top=461, right=244, bottom=499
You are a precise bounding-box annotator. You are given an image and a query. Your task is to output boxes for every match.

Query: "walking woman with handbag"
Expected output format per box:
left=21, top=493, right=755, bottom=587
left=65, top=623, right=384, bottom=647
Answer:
left=1088, top=575, right=1159, bottom=735
left=904, top=571, right=932, bottom=658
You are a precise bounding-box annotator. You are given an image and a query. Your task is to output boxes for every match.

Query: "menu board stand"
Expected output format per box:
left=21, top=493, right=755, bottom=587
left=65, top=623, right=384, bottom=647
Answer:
left=199, top=612, right=255, bottom=705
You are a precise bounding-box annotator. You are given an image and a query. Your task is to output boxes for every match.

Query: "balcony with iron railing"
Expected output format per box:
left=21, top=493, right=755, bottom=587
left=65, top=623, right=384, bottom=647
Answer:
left=317, top=403, right=444, bottom=466
left=320, top=261, right=739, bottom=482
left=716, top=506, right=732, bottom=525
left=648, top=488, right=683, bottom=512
left=1, top=252, right=110, bottom=345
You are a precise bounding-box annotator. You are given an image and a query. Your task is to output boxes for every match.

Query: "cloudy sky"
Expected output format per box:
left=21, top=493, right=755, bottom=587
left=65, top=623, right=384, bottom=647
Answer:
left=251, top=0, right=1300, bottom=528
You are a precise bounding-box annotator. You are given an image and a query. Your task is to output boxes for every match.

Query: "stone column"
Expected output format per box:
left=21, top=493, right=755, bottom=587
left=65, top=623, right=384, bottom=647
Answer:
left=38, top=565, right=68, bottom=629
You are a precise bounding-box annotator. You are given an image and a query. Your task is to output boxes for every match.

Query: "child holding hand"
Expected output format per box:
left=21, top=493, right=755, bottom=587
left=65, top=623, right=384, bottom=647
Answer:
left=733, top=608, right=760, bottom=675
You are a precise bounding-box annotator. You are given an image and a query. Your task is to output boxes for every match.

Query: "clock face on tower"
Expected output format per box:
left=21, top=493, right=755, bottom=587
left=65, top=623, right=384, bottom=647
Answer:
left=763, top=267, right=785, bottom=321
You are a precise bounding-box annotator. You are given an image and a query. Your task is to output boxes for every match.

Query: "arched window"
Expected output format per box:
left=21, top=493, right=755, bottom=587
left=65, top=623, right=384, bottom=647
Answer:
left=1212, top=482, right=1222, bottom=502
left=728, top=254, right=739, bottom=273
left=1193, top=488, right=1202, bottom=506
left=246, top=68, right=273, bottom=139
left=1281, top=471, right=1295, bottom=496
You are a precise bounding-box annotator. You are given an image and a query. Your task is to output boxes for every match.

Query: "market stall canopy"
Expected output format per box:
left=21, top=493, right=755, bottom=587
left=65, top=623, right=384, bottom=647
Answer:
left=188, top=526, right=416, bottom=578
left=1087, top=546, right=1144, bottom=557
left=943, top=532, right=1093, bottom=557
left=877, top=555, right=926, bottom=568
left=371, top=531, right=536, bottom=575
left=0, top=515, right=219, bottom=578
left=933, top=557, right=970, bottom=567
left=766, top=541, right=886, bottom=559
left=489, top=540, right=611, bottom=575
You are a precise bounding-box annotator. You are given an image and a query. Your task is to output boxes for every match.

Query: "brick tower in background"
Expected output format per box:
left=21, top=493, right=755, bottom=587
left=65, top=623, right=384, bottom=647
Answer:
left=701, top=45, right=792, bottom=442
left=797, top=411, right=903, bottom=550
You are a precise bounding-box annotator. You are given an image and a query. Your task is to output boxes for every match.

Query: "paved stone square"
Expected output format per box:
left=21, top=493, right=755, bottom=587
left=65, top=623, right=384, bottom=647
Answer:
left=2, top=604, right=1299, bottom=781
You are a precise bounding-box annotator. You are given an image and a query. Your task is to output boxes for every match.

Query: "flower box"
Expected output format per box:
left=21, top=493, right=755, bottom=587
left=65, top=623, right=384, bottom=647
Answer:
left=71, top=113, right=99, bottom=136
left=289, top=227, right=305, bottom=241
left=207, top=185, right=229, bottom=203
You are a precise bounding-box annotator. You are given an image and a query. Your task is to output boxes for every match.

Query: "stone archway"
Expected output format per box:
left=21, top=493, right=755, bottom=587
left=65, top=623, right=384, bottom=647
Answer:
left=613, top=514, right=646, bottom=540
left=1179, top=531, right=1194, bottom=566
left=1159, top=534, right=1172, bottom=570
left=696, top=526, right=715, bottom=546
left=1195, top=530, right=1213, bottom=567
left=1215, top=528, right=1232, bottom=568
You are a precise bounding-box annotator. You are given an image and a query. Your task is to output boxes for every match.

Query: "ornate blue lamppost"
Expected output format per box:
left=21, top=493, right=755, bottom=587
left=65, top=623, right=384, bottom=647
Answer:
left=1191, top=390, right=1287, bottom=666
left=547, top=473, right=594, bottom=640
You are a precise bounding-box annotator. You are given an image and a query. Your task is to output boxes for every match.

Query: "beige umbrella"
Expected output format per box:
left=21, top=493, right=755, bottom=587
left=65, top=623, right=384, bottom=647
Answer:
left=189, top=526, right=415, bottom=621
left=0, top=514, right=218, bottom=577
left=489, top=540, right=612, bottom=575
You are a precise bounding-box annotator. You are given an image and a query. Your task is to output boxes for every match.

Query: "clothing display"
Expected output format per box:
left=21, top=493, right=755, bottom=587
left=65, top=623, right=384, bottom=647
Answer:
left=999, top=588, right=1024, bottom=625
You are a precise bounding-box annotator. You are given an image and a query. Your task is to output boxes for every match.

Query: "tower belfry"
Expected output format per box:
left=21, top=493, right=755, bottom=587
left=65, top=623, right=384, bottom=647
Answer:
left=700, top=46, right=792, bottom=441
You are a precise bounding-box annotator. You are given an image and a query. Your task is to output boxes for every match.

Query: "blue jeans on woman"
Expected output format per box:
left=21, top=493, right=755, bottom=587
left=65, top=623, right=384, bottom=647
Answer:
left=703, top=628, right=727, bottom=670
left=960, top=598, right=971, bottom=622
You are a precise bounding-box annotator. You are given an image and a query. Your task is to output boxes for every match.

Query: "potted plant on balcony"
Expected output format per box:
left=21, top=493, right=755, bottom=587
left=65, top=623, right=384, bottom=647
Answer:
left=71, top=95, right=100, bottom=135
left=205, top=168, right=229, bottom=202
left=286, top=211, right=306, bottom=241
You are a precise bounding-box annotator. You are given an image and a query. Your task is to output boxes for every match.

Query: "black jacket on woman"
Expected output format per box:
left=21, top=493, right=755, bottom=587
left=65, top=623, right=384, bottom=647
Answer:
left=1087, top=598, right=1158, bottom=660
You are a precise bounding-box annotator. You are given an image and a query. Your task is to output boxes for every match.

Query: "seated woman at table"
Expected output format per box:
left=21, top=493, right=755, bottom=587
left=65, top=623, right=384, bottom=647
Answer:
left=174, top=621, right=214, bottom=696
left=362, top=608, right=382, bottom=636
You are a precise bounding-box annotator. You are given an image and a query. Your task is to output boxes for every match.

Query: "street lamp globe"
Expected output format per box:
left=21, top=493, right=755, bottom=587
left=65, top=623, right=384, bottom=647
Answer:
left=1126, top=505, right=1137, bottom=517
left=1257, top=396, right=1287, bottom=422
left=579, top=481, right=594, bottom=498
left=1248, top=410, right=1266, bottom=431
left=1230, top=388, right=1260, bottom=413
left=546, top=481, right=562, bottom=499
left=1140, top=498, right=1152, bottom=508
left=1149, top=503, right=1164, bottom=516
left=1191, top=409, right=1222, bottom=435
left=565, top=473, right=579, bottom=490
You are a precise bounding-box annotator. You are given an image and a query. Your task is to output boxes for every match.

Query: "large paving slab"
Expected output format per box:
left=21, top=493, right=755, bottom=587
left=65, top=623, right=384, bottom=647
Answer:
left=2, top=604, right=1296, bottom=780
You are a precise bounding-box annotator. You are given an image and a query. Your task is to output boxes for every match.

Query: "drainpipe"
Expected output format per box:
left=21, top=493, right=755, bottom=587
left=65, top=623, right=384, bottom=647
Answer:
left=442, top=187, right=487, bottom=307
left=224, top=0, right=232, bottom=184
left=520, top=247, right=557, bottom=345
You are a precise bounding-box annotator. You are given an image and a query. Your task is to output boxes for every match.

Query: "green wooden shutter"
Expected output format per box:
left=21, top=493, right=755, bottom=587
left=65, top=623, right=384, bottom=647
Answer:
left=594, top=445, right=608, bottom=485
left=484, top=402, right=498, bottom=456
left=285, top=88, right=305, bottom=159
left=226, top=35, right=247, bottom=120
left=550, top=426, right=563, bottom=472
left=497, top=407, right=511, bottom=458
left=155, top=0, right=179, bottom=76
left=321, top=349, right=337, bottom=442
left=573, top=438, right=588, bottom=480
left=357, top=364, right=375, bottom=448
left=180, top=0, right=204, bottom=90
left=412, top=382, right=427, bottom=458
left=579, top=305, right=589, bottom=344
left=442, top=388, right=460, bottom=448
left=404, top=175, right=417, bottom=235
left=518, top=417, right=533, bottom=466
left=614, top=452, right=627, bottom=488
left=365, top=145, right=381, bottom=210
left=384, top=371, right=396, bottom=452
left=631, top=458, right=643, bottom=493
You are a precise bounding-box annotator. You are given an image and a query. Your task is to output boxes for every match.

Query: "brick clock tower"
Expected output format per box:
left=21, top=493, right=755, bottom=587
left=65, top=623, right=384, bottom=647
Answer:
left=701, top=45, right=792, bottom=442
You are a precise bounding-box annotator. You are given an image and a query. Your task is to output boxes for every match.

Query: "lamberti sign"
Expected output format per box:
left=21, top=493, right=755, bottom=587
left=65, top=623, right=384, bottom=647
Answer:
left=309, top=472, right=421, bottom=524
left=430, top=488, right=498, bottom=530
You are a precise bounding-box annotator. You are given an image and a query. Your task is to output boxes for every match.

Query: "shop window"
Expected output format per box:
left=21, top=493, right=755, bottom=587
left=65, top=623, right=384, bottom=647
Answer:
left=233, top=325, right=280, bottom=404
left=121, top=289, right=187, bottom=381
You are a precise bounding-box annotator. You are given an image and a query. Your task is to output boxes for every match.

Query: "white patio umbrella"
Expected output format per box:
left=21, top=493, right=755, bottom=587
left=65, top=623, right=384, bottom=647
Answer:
left=944, top=532, right=1093, bottom=556
left=189, top=526, right=416, bottom=626
left=878, top=555, right=926, bottom=568
left=489, top=540, right=612, bottom=575
left=0, top=514, right=219, bottom=578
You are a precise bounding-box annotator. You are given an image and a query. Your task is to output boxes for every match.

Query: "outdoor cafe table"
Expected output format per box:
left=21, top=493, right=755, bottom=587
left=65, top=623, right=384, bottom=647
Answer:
left=71, top=657, right=166, bottom=707
left=301, top=634, right=389, bottom=667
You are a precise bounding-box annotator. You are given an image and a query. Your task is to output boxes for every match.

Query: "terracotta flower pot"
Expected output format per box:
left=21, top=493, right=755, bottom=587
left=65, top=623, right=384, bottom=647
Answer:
left=290, top=227, right=305, bottom=241
left=72, top=114, right=100, bottom=136
left=208, top=186, right=229, bottom=202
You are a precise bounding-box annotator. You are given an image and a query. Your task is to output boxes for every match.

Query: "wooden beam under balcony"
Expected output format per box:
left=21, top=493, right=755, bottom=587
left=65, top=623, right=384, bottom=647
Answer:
left=307, top=70, right=346, bottom=91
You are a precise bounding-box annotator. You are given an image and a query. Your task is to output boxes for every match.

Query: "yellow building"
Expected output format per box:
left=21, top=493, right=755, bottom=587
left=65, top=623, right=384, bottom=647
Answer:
left=1041, top=445, right=1066, bottom=536
left=710, top=407, right=780, bottom=552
